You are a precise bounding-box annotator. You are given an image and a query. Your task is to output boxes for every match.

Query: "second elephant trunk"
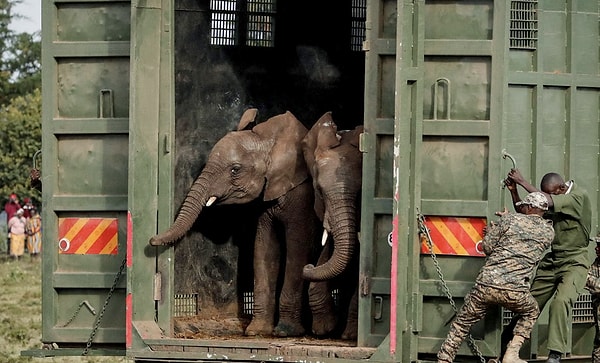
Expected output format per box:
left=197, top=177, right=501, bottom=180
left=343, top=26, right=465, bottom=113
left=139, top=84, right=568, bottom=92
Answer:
left=149, top=175, right=212, bottom=246
left=303, top=195, right=358, bottom=281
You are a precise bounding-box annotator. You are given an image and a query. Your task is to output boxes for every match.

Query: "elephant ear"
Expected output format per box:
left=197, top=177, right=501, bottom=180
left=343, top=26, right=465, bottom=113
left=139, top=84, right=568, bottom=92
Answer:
left=252, top=111, right=309, bottom=201
left=341, top=125, right=364, bottom=148
left=303, top=112, right=340, bottom=171
left=237, top=108, right=259, bottom=131
left=303, top=112, right=341, bottom=220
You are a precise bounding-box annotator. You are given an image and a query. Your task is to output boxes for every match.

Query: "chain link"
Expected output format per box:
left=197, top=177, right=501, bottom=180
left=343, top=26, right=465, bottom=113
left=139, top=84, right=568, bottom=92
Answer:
left=61, top=303, right=87, bottom=328
left=82, top=257, right=127, bottom=356
left=417, top=211, right=486, bottom=363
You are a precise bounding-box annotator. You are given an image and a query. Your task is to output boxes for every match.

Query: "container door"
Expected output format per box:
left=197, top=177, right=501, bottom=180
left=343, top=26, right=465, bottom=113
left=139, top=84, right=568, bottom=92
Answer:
left=362, top=0, right=503, bottom=359
left=503, top=0, right=600, bottom=357
left=128, top=0, right=175, bottom=353
left=40, top=0, right=130, bottom=351
left=362, top=0, right=600, bottom=362
left=413, top=1, right=503, bottom=361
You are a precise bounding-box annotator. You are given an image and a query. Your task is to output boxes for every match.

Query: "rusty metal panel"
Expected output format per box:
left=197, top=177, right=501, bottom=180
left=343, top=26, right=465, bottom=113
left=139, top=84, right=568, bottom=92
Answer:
left=56, top=2, right=131, bottom=42
left=57, top=136, right=128, bottom=195
left=56, top=59, right=130, bottom=119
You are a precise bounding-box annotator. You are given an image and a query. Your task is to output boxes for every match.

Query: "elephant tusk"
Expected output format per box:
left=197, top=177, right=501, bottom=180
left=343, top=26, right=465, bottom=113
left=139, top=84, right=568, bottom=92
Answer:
left=206, top=196, right=217, bottom=207
left=321, top=229, right=328, bottom=246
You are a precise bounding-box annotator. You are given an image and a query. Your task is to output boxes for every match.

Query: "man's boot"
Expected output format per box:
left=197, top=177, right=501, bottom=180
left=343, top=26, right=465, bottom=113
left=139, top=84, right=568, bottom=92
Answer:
left=546, top=350, right=561, bottom=363
left=503, top=335, right=527, bottom=363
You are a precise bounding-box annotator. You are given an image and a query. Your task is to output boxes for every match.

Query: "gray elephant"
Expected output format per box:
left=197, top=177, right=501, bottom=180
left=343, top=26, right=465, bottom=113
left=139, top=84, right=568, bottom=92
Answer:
left=150, top=108, right=319, bottom=337
left=301, top=112, right=363, bottom=339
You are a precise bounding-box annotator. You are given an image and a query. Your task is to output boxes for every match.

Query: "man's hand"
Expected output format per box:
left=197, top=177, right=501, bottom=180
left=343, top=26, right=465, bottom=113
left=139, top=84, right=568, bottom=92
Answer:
left=503, top=177, right=516, bottom=191
left=507, top=168, right=526, bottom=185
left=495, top=207, right=509, bottom=217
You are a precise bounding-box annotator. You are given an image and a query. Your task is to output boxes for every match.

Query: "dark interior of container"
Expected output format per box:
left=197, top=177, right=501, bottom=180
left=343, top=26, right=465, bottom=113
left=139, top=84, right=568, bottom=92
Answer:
left=171, top=0, right=366, bottom=338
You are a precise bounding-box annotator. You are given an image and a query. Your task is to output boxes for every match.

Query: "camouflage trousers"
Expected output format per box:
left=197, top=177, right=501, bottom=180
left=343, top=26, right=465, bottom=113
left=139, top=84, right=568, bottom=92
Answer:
left=593, top=295, right=600, bottom=363
left=437, top=283, right=539, bottom=363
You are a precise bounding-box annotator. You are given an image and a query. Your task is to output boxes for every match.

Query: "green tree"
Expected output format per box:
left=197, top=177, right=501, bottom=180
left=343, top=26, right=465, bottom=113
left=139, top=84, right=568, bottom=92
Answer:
left=0, top=0, right=42, bottom=206
left=0, top=89, right=42, bottom=204
left=0, top=0, right=41, bottom=106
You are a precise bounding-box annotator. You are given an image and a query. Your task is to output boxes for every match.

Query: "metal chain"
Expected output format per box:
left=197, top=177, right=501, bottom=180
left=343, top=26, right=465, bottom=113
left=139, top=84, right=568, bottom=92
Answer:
left=82, top=257, right=127, bottom=356
left=61, top=300, right=97, bottom=328
left=417, top=211, right=486, bottom=363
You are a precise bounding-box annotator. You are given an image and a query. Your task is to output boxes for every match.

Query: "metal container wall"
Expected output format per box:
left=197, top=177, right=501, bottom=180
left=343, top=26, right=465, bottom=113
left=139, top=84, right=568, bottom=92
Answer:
left=36, top=0, right=600, bottom=362
left=361, top=0, right=600, bottom=362
left=40, top=0, right=130, bottom=348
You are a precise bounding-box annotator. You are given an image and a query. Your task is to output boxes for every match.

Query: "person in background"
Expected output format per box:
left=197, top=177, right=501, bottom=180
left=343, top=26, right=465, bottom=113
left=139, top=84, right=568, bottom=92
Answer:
left=4, top=193, right=21, bottom=222
left=30, top=168, right=42, bottom=192
left=25, top=207, right=42, bottom=259
left=585, top=234, right=600, bottom=363
left=7, top=208, right=27, bottom=261
left=437, top=192, right=554, bottom=363
left=4, top=193, right=21, bottom=255
left=501, top=169, right=592, bottom=363
left=22, top=197, right=34, bottom=219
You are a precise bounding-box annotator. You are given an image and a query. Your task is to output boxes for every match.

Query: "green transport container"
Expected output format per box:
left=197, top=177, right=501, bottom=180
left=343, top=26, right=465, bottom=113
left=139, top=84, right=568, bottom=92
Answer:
left=24, top=1, right=599, bottom=362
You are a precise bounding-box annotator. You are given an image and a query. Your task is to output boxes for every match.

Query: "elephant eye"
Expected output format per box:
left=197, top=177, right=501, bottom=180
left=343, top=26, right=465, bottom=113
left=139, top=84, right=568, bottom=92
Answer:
left=230, top=164, right=242, bottom=177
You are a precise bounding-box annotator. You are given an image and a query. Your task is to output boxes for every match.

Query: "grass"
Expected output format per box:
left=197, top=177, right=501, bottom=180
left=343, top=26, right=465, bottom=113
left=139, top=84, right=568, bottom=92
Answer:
left=0, top=253, right=129, bottom=362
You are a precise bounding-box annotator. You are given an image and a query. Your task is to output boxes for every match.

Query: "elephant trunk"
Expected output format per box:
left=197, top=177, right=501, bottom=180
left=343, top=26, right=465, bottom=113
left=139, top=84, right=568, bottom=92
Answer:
left=303, top=191, right=358, bottom=281
left=149, top=175, right=212, bottom=246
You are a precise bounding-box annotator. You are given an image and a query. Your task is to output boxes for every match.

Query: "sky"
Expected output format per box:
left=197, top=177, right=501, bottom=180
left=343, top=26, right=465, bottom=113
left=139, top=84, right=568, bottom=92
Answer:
left=10, top=0, right=41, bottom=34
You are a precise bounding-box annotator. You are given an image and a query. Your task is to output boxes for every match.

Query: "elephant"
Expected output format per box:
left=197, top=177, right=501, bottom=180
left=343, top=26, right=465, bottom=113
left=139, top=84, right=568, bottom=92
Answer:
left=301, top=111, right=363, bottom=340
left=149, top=108, right=319, bottom=337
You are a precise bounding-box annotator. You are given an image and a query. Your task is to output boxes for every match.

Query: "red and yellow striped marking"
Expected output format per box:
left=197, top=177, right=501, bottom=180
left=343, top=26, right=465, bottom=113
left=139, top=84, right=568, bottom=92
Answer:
left=420, top=216, right=486, bottom=257
left=58, top=218, right=118, bottom=255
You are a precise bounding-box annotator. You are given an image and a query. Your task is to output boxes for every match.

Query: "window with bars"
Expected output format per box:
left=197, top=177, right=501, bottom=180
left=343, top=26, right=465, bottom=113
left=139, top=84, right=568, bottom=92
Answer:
left=351, top=0, right=367, bottom=52
left=210, top=1, right=367, bottom=51
left=509, top=0, right=538, bottom=50
left=210, top=0, right=276, bottom=47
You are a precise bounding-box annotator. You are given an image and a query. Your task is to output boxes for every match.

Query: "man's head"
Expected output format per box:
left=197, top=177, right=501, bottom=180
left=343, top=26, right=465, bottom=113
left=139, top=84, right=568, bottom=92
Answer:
left=9, top=193, right=18, bottom=202
left=16, top=208, right=24, bottom=217
left=540, top=172, right=568, bottom=195
left=516, top=191, right=549, bottom=215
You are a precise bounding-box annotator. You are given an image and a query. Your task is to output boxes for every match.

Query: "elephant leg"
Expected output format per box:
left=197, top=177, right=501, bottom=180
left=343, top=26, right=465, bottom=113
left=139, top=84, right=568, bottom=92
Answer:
left=309, top=243, right=337, bottom=336
left=341, top=286, right=358, bottom=340
left=273, top=182, right=316, bottom=337
left=245, top=213, right=279, bottom=336
left=273, top=228, right=312, bottom=336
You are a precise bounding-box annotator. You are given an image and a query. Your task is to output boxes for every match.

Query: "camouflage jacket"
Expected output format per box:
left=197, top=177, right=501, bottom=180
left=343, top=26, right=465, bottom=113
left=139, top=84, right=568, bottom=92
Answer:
left=476, top=213, right=554, bottom=292
left=586, top=258, right=600, bottom=296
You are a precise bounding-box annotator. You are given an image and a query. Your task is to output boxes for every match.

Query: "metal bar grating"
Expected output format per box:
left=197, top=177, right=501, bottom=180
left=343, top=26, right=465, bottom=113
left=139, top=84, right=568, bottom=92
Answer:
left=351, top=0, right=367, bottom=52
left=173, top=293, right=199, bottom=317
left=246, top=0, right=275, bottom=47
left=509, top=0, right=538, bottom=50
left=573, top=293, right=594, bottom=323
left=210, top=0, right=275, bottom=47
left=210, top=0, right=239, bottom=46
left=241, top=289, right=340, bottom=316
left=503, top=293, right=594, bottom=325
left=243, top=291, right=253, bottom=316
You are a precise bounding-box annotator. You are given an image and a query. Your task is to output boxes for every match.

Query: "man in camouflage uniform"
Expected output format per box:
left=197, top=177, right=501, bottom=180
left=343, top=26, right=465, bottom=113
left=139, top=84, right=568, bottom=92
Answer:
left=585, top=235, right=600, bottom=363
left=437, top=192, right=554, bottom=363
left=501, top=170, right=592, bottom=363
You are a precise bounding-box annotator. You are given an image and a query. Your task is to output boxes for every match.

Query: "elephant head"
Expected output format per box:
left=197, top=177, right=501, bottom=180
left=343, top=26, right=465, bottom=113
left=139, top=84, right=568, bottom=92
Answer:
left=149, top=108, right=309, bottom=246
left=301, top=112, right=363, bottom=281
